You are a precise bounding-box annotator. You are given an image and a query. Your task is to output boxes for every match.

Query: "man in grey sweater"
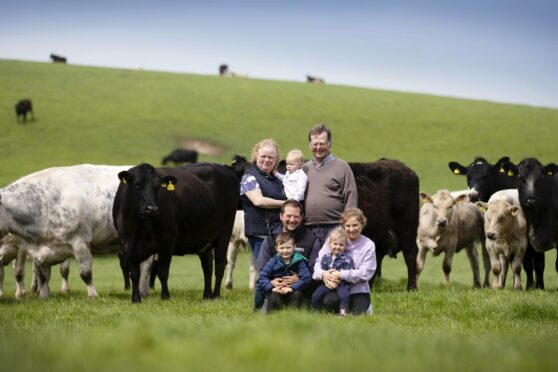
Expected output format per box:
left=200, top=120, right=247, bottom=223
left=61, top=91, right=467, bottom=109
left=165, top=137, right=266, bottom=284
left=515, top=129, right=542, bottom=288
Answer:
left=303, top=123, right=358, bottom=246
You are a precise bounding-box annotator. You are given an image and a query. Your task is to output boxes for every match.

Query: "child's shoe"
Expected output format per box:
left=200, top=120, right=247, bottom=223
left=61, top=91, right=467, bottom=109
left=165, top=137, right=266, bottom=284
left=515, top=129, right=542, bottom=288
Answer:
left=339, top=308, right=347, bottom=317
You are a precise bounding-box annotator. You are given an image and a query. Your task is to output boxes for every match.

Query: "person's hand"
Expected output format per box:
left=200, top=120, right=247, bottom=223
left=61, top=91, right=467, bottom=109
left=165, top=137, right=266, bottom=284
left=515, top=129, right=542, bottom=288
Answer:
left=281, top=272, right=299, bottom=286
left=281, top=287, right=293, bottom=294
left=272, top=287, right=282, bottom=293
left=271, top=278, right=284, bottom=288
left=323, top=269, right=340, bottom=289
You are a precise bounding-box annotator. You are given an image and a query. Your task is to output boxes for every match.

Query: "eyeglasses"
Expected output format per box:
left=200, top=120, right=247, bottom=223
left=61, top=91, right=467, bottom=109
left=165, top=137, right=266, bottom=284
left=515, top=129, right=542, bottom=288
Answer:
left=310, top=142, right=330, bottom=149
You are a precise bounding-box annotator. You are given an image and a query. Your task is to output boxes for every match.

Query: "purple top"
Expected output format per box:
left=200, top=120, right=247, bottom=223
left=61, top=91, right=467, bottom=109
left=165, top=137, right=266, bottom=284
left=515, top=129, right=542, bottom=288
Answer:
left=312, top=234, right=376, bottom=294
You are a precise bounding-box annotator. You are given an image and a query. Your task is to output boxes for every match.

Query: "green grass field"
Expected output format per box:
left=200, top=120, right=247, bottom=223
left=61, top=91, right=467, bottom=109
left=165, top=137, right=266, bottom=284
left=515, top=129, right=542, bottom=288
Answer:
left=1, top=60, right=558, bottom=372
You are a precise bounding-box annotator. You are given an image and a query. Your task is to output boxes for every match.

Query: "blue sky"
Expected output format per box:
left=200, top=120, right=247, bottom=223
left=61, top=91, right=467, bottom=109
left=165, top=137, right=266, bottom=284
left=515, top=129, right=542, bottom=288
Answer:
left=1, top=0, right=557, bottom=108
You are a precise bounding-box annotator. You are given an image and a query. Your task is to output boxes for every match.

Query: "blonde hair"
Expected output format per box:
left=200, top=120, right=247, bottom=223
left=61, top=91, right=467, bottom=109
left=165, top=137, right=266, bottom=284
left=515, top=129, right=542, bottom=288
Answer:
left=327, top=227, right=348, bottom=245
left=340, top=208, right=367, bottom=226
left=286, top=149, right=305, bottom=164
left=250, top=138, right=280, bottom=168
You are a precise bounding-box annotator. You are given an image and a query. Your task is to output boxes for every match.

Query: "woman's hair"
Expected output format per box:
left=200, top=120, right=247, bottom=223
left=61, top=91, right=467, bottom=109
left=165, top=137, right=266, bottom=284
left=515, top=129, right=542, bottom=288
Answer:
left=275, top=232, right=295, bottom=247
left=327, top=227, right=348, bottom=245
left=286, top=148, right=304, bottom=164
left=250, top=138, right=280, bottom=166
left=340, top=207, right=367, bottom=226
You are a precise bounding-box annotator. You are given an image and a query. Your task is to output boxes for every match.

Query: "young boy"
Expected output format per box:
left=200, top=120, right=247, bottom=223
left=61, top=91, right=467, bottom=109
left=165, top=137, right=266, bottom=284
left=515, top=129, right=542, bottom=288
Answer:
left=311, top=228, right=354, bottom=316
left=256, top=232, right=311, bottom=313
left=274, top=149, right=307, bottom=202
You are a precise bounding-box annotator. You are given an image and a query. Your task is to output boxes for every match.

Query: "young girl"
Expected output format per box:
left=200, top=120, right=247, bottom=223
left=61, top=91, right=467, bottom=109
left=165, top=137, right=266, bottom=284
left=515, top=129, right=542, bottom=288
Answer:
left=311, top=228, right=354, bottom=316
left=257, top=232, right=311, bottom=313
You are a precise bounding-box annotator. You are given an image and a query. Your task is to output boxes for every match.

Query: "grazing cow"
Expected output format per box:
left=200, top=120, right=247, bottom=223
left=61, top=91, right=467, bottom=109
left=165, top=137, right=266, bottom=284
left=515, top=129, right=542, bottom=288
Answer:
left=224, top=210, right=255, bottom=290
left=350, top=159, right=419, bottom=291
left=113, top=163, right=239, bottom=303
left=0, top=164, right=132, bottom=299
left=504, top=158, right=558, bottom=276
left=449, top=156, right=545, bottom=289
left=15, top=99, right=33, bottom=123
left=50, top=54, right=67, bottom=63
left=161, top=149, right=198, bottom=166
left=306, top=75, right=325, bottom=84
left=416, top=190, right=486, bottom=287
left=476, top=190, right=527, bottom=289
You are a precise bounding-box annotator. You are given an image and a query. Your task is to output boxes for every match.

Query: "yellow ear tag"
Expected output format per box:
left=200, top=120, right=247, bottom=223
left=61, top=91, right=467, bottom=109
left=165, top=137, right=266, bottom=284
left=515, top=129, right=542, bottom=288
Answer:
left=122, top=179, right=127, bottom=184
left=548, top=171, right=554, bottom=176
left=453, top=169, right=460, bottom=174
left=499, top=168, right=505, bottom=173
left=167, top=181, right=175, bottom=191
left=161, top=182, right=167, bottom=188
left=507, top=170, right=514, bottom=176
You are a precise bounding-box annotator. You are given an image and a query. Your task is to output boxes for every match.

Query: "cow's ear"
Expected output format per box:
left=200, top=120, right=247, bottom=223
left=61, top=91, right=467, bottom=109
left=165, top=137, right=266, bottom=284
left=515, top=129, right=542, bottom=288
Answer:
left=510, top=206, right=519, bottom=216
left=161, top=176, right=178, bottom=191
left=420, top=192, right=433, bottom=204
left=501, top=162, right=517, bottom=177
left=448, top=162, right=467, bottom=175
left=495, top=157, right=511, bottom=173
left=118, top=171, right=131, bottom=184
left=454, top=194, right=468, bottom=205
left=475, top=202, right=488, bottom=213
left=542, top=163, right=558, bottom=176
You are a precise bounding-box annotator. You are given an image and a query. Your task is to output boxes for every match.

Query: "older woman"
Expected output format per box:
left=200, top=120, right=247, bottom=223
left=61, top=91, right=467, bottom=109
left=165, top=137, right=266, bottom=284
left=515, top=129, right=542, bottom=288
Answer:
left=240, top=138, right=287, bottom=261
left=312, top=208, right=377, bottom=315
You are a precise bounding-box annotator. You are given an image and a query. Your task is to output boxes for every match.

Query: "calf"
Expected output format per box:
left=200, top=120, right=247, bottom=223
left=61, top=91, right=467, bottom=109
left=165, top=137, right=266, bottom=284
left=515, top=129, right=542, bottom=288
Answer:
left=416, top=190, right=487, bottom=288
left=15, top=99, right=33, bottom=123
left=161, top=149, right=198, bottom=166
left=476, top=191, right=527, bottom=289
left=113, top=163, right=239, bottom=303
left=224, top=210, right=256, bottom=290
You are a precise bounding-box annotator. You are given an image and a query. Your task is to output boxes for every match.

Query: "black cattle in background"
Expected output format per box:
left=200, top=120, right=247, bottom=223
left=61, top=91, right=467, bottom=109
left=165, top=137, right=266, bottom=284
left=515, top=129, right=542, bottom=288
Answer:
left=350, top=159, right=419, bottom=291
left=161, top=149, right=198, bottom=166
left=113, top=163, right=239, bottom=303
left=306, top=75, right=325, bottom=84
left=219, top=64, right=229, bottom=76
left=50, top=54, right=67, bottom=63
left=449, top=156, right=545, bottom=289
left=15, top=99, right=33, bottom=123
left=504, top=158, right=558, bottom=281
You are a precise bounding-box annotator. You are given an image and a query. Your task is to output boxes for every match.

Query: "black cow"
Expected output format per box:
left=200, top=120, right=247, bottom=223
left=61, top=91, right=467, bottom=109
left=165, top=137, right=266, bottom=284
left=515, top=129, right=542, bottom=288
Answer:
left=448, top=156, right=516, bottom=202
left=50, top=54, right=67, bottom=63
left=161, top=149, right=198, bottom=166
left=350, top=159, right=419, bottom=291
left=306, top=75, right=325, bottom=84
left=450, top=156, right=545, bottom=289
left=15, top=99, right=33, bottom=123
left=113, top=163, right=239, bottom=303
left=504, top=158, right=558, bottom=277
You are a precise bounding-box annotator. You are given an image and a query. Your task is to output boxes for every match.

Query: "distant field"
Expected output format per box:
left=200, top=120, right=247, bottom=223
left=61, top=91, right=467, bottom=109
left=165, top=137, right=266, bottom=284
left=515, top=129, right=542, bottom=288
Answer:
left=1, top=59, right=557, bottom=192
left=1, top=60, right=557, bottom=372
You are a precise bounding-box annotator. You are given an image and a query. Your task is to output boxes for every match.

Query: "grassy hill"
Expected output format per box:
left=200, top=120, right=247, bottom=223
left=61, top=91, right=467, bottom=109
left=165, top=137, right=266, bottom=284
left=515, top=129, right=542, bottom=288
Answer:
left=2, top=59, right=557, bottom=191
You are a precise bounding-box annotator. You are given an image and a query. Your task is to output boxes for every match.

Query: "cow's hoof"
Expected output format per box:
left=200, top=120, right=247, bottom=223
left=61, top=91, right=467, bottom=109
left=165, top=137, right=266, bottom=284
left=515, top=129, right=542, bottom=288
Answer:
left=225, top=282, right=233, bottom=290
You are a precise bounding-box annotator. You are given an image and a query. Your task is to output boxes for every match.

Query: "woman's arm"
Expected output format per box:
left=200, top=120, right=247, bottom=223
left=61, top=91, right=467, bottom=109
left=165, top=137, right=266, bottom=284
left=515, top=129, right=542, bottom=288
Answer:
left=245, top=189, right=285, bottom=208
left=339, top=243, right=377, bottom=284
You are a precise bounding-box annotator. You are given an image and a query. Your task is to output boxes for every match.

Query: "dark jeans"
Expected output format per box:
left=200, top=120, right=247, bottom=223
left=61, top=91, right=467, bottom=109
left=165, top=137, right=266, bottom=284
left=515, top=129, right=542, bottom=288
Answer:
left=249, top=236, right=265, bottom=310
left=311, top=284, right=350, bottom=311
left=265, top=290, right=306, bottom=313
left=306, top=224, right=340, bottom=247
left=314, top=291, right=371, bottom=315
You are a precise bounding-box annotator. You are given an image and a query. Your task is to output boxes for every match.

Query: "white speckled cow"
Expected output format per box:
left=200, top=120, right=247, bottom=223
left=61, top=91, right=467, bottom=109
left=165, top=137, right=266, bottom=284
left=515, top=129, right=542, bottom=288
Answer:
left=0, top=164, right=131, bottom=299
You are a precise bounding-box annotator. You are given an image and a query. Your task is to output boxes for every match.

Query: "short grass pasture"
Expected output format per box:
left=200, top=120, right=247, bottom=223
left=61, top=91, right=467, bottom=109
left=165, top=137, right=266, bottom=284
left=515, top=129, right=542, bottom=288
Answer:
left=1, top=60, right=558, bottom=371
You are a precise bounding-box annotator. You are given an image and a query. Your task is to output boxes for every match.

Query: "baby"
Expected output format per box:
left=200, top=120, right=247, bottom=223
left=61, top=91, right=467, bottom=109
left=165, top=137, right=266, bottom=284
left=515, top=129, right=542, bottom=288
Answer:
left=275, top=149, right=307, bottom=202
left=311, top=228, right=354, bottom=316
